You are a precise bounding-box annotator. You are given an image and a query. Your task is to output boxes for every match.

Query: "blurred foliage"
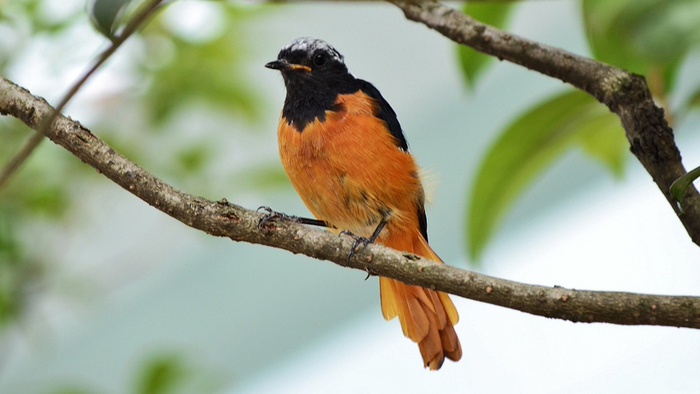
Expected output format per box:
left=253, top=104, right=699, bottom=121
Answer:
left=462, top=0, right=700, bottom=260
left=0, top=0, right=83, bottom=35
left=174, top=143, right=212, bottom=175
left=233, top=162, right=290, bottom=191
left=468, top=90, right=625, bottom=259
left=139, top=4, right=264, bottom=125
left=0, top=207, right=44, bottom=330
left=457, top=1, right=515, bottom=89
left=49, top=351, right=221, bottom=394
left=0, top=0, right=83, bottom=70
left=135, top=353, right=190, bottom=394
left=0, top=0, right=84, bottom=327
left=0, top=0, right=268, bottom=340
left=89, top=1, right=269, bottom=195
left=2, top=0, right=700, bottom=389
left=0, top=212, right=24, bottom=327
left=89, top=0, right=134, bottom=38
left=582, top=0, right=700, bottom=97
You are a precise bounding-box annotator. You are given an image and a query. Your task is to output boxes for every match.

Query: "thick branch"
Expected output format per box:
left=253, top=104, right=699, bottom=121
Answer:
left=1, top=75, right=699, bottom=328
left=390, top=0, right=700, bottom=247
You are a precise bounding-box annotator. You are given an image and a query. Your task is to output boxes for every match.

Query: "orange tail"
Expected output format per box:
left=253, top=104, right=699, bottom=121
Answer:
left=379, top=228, right=461, bottom=370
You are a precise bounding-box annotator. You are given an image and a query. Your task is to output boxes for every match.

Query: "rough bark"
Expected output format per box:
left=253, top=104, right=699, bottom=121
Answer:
left=390, top=0, right=700, bottom=246
left=1, top=75, right=699, bottom=329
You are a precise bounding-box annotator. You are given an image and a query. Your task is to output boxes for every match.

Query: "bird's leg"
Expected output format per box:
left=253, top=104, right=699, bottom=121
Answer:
left=257, top=206, right=329, bottom=228
left=341, top=216, right=388, bottom=275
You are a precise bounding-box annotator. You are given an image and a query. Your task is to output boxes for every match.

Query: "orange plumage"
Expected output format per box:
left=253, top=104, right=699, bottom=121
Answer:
left=268, top=38, right=461, bottom=369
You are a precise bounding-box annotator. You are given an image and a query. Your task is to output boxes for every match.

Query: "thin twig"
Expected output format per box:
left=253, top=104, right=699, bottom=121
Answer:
left=0, top=132, right=44, bottom=192
left=0, top=0, right=165, bottom=192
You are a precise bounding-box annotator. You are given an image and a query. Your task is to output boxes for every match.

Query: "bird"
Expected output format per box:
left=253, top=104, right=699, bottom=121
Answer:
left=265, top=37, right=461, bottom=370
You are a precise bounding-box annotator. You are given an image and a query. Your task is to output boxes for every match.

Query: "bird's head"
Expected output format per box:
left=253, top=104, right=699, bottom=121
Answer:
left=266, top=37, right=349, bottom=85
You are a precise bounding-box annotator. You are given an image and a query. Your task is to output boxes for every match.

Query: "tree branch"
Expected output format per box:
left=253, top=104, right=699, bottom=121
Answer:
left=0, top=0, right=164, bottom=192
left=389, top=0, right=700, bottom=248
left=1, top=74, right=699, bottom=329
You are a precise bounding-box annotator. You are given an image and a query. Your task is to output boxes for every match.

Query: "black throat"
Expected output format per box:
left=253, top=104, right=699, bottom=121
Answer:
left=281, top=71, right=359, bottom=132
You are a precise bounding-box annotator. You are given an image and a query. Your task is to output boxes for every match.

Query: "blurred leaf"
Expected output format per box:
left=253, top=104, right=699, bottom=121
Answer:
left=51, top=387, right=96, bottom=394
left=582, top=0, right=700, bottom=92
left=136, top=354, right=189, bottom=394
left=0, top=136, right=75, bottom=219
left=576, top=113, right=628, bottom=177
left=633, top=2, right=700, bottom=63
left=0, top=118, right=28, bottom=158
left=684, top=85, right=700, bottom=111
left=175, top=143, right=212, bottom=173
left=235, top=163, right=290, bottom=190
left=0, top=0, right=82, bottom=34
left=0, top=211, right=28, bottom=328
left=457, top=2, right=515, bottom=89
left=23, top=183, right=69, bottom=217
left=90, top=0, right=133, bottom=38
left=670, top=165, right=700, bottom=213
left=0, top=0, right=82, bottom=70
left=141, top=4, right=263, bottom=125
left=0, top=218, right=18, bottom=326
left=468, top=89, right=625, bottom=260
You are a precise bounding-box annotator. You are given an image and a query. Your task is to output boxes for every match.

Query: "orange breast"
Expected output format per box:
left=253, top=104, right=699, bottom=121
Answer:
left=277, top=91, right=423, bottom=239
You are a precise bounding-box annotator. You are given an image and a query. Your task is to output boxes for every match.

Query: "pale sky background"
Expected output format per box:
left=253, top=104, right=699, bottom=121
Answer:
left=1, top=1, right=699, bottom=393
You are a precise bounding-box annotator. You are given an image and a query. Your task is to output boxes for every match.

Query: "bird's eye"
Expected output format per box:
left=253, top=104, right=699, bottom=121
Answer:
left=313, top=53, right=327, bottom=66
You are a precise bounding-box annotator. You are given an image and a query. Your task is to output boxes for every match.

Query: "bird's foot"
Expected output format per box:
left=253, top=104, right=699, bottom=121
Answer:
left=257, top=206, right=301, bottom=228
left=339, top=230, right=377, bottom=279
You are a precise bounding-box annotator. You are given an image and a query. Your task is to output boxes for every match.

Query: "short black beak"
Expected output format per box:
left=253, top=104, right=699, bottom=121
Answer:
left=265, top=59, right=311, bottom=72
left=265, top=59, right=286, bottom=70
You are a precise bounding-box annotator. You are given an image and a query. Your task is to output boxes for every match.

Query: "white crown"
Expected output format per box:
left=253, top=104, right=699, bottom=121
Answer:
left=283, top=37, right=345, bottom=64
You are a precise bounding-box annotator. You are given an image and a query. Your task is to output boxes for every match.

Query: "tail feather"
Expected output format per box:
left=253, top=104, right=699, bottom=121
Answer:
left=438, top=291, right=459, bottom=325
left=420, top=303, right=445, bottom=369
left=379, top=227, right=462, bottom=370
left=401, top=282, right=430, bottom=341
left=426, top=290, right=447, bottom=328
left=380, top=277, right=399, bottom=320
left=440, top=323, right=461, bottom=359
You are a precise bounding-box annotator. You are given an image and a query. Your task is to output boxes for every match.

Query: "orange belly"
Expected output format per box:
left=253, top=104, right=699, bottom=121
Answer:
left=277, top=90, right=424, bottom=239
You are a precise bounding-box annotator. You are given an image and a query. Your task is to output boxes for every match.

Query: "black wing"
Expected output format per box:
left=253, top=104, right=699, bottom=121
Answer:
left=358, top=79, right=429, bottom=240
left=357, top=79, right=409, bottom=151
left=417, top=204, right=429, bottom=242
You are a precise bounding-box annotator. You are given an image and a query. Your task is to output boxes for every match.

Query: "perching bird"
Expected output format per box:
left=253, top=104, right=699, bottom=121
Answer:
left=266, top=37, right=461, bottom=370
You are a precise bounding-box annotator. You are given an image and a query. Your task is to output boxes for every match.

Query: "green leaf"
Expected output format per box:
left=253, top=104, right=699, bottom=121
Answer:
left=1, top=0, right=82, bottom=36
left=456, top=2, right=516, bottom=89
left=670, top=165, right=700, bottom=213
left=0, top=210, right=28, bottom=328
left=683, top=84, right=700, bottom=111
left=90, top=0, right=133, bottom=38
left=140, top=3, right=263, bottom=125
left=136, top=353, right=189, bottom=394
left=576, top=113, right=628, bottom=177
left=175, top=143, right=212, bottom=173
left=23, top=183, right=69, bottom=217
left=581, top=0, right=700, bottom=92
left=234, top=163, right=290, bottom=190
left=467, top=89, right=625, bottom=260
